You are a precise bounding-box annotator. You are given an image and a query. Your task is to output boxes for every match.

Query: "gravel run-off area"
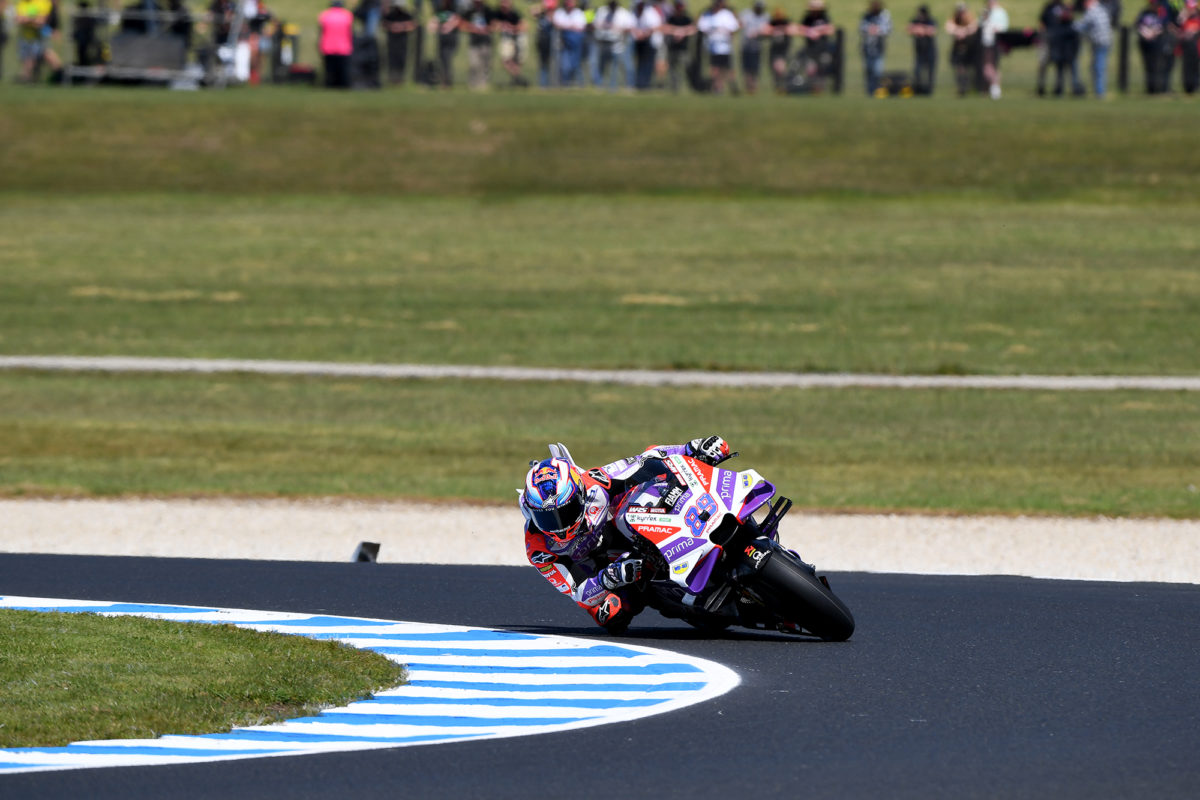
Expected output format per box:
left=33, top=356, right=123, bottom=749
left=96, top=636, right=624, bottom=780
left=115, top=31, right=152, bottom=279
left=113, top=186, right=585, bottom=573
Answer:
left=3, top=498, right=1197, bottom=585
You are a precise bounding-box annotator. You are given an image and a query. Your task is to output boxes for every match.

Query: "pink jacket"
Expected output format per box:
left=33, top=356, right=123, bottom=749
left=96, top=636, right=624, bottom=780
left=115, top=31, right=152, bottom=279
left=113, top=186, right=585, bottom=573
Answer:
left=318, top=6, right=354, bottom=55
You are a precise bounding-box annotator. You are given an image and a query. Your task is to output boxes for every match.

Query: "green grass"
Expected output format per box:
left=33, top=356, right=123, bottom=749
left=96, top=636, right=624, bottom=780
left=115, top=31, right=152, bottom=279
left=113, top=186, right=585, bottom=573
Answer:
left=0, top=609, right=406, bottom=747
left=2, top=89, right=1197, bottom=200
left=1, top=89, right=1197, bottom=517
left=3, top=194, right=1198, bottom=376
left=2, top=371, right=1198, bottom=517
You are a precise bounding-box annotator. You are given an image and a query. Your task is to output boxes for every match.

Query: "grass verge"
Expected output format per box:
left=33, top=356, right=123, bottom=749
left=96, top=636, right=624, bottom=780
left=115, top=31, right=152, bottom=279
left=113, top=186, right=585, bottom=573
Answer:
left=2, top=371, right=1197, bottom=517
left=3, top=194, right=1198, bottom=376
left=0, top=609, right=406, bottom=748
left=1, top=89, right=1197, bottom=201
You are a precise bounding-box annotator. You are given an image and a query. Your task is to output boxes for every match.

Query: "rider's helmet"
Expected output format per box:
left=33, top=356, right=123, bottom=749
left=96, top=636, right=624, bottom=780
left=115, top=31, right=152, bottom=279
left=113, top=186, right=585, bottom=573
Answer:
left=521, top=457, right=587, bottom=543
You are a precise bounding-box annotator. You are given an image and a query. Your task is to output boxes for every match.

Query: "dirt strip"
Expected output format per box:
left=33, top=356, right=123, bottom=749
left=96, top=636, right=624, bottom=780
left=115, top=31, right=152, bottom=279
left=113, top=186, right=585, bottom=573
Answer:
left=3, top=356, right=1200, bottom=391
left=2, top=498, right=1196, bottom=584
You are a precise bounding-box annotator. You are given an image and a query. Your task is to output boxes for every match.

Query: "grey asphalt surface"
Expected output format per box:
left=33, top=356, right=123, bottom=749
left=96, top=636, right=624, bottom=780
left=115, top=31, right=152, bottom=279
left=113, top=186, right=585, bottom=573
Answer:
left=2, top=555, right=1199, bottom=800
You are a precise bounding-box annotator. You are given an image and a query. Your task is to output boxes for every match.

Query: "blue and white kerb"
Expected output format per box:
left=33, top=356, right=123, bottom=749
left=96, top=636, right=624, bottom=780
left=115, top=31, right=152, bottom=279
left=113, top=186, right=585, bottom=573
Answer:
left=0, top=596, right=740, bottom=774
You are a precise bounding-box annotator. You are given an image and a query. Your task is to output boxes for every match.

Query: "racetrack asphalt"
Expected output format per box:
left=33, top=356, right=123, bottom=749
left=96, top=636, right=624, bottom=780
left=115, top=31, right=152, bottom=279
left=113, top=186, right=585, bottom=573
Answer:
left=2, top=555, right=1198, bottom=800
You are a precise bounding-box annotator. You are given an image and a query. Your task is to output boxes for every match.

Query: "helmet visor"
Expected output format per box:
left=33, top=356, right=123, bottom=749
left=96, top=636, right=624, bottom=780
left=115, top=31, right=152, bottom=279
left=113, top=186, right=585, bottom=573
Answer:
left=528, top=493, right=585, bottom=536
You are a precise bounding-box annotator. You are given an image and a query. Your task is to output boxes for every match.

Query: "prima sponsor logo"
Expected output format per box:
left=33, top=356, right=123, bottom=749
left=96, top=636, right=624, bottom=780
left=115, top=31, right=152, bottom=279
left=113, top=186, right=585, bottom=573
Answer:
left=663, top=536, right=701, bottom=561
left=716, top=469, right=736, bottom=504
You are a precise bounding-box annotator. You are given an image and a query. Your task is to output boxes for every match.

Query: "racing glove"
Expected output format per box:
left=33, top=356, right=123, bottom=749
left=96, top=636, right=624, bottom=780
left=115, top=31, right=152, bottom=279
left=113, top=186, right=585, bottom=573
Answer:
left=599, top=558, right=643, bottom=591
left=687, top=435, right=732, bottom=466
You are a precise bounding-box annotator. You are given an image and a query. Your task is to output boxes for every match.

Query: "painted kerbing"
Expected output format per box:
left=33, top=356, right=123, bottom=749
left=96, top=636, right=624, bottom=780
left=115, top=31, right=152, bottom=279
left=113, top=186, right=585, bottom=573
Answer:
left=0, top=597, right=739, bottom=774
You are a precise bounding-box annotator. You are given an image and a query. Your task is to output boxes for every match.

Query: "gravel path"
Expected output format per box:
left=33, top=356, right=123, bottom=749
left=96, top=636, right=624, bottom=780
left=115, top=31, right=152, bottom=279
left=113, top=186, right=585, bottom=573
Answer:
left=3, top=498, right=1197, bottom=584
left=4, top=355, right=1200, bottom=391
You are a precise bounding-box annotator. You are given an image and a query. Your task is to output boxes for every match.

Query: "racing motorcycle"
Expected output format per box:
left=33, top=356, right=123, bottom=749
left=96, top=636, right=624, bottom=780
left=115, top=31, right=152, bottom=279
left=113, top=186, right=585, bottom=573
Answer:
left=612, top=452, right=855, bottom=642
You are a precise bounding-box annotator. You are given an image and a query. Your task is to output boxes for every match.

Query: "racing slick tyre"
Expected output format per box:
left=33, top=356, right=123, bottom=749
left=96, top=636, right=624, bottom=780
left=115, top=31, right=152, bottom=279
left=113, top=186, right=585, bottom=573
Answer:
left=752, top=549, right=855, bottom=642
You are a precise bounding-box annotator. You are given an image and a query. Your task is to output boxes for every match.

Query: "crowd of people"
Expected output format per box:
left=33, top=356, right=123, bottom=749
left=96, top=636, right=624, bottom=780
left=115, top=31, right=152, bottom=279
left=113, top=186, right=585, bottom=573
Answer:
left=311, top=0, right=1200, bottom=96
left=3, top=0, right=1198, bottom=96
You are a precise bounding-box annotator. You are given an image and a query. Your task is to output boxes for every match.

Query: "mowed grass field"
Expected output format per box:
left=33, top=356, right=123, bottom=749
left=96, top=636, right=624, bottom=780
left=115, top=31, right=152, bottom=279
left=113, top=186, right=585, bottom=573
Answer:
left=1, top=90, right=1198, bottom=516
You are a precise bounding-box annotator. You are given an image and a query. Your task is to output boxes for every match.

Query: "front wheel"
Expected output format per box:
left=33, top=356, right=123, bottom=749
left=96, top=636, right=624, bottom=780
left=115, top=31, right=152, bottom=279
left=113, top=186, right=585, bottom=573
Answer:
left=751, top=549, right=855, bottom=642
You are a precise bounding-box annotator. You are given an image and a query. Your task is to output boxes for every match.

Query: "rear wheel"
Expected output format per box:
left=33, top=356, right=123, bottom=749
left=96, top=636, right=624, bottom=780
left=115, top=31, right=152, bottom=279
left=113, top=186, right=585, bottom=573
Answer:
left=751, top=549, right=855, bottom=641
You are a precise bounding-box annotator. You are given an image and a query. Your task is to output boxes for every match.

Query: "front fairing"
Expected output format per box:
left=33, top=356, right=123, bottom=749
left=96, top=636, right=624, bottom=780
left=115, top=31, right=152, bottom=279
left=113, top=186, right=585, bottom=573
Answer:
left=619, top=454, right=777, bottom=595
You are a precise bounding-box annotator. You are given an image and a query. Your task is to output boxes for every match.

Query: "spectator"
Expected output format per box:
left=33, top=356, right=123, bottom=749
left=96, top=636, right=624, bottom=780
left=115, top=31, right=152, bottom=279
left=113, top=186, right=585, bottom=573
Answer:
left=580, top=0, right=595, bottom=84
left=167, top=0, right=193, bottom=46
left=431, top=0, right=461, bottom=87
left=72, top=0, right=103, bottom=67
left=663, top=0, right=696, bottom=92
left=210, top=0, right=234, bottom=46
left=1035, top=0, right=1056, bottom=94
left=319, top=0, right=355, bottom=87
left=494, top=0, right=529, bottom=86
left=944, top=1, right=978, bottom=96
left=462, top=0, right=496, bottom=89
left=979, top=0, right=1008, bottom=98
left=354, top=0, right=382, bottom=37
left=15, top=0, right=50, bottom=82
left=765, top=7, right=791, bottom=92
left=41, top=0, right=64, bottom=81
left=1135, top=0, right=1172, bottom=93
left=697, top=0, right=739, bottom=93
left=859, top=0, right=891, bottom=96
left=739, top=0, right=769, bottom=93
left=907, top=3, right=936, bottom=93
left=554, top=0, right=587, bottom=85
left=533, top=0, right=556, bottom=86
left=1178, top=0, right=1200, bottom=94
left=242, top=0, right=272, bottom=86
left=1046, top=0, right=1084, bottom=95
left=592, top=0, right=634, bottom=89
left=1101, top=0, right=1121, bottom=26
left=0, top=0, right=8, bottom=81
left=1074, top=0, right=1112, bottom=97
left=798, top=0, right=835, bottom=88
left=383, top=0, right=416, bottom=84
left=630, top=0, right=661, bottom=89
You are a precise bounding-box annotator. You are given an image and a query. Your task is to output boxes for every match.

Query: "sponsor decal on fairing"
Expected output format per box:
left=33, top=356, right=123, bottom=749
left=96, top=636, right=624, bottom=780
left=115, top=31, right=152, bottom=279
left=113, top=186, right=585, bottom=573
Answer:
left=716, top=469, right=737, bottom=506
left=662, top=536, right=704, bottom=562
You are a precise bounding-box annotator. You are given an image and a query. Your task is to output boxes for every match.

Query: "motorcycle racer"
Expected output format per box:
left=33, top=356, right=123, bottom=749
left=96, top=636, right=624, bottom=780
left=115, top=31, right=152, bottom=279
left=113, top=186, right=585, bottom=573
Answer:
left=520, top=436, right=733, bottom=633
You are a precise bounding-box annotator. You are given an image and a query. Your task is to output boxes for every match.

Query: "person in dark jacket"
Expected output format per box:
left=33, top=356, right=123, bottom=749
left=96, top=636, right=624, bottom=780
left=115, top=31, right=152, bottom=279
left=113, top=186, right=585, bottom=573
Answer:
left=908, top=4, right=937, bottom=93
left=1047, top=0, right=1084, bottom=95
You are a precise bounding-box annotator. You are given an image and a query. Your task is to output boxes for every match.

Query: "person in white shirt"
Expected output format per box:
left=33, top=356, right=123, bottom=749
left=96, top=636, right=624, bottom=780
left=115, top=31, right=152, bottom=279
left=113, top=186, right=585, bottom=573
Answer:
left=554, top=0, right=589, bottom=84
left=592, top=0, right=635, bottom=88
left=698, top=0, right=740, bottom=92
left=980, top=0, right=1009, bottom=98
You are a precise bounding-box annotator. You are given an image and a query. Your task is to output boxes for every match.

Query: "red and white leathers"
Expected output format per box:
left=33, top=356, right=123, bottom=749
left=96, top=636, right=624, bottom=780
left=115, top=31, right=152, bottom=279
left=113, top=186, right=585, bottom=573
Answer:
left=524, top=443, right=705, bottom=632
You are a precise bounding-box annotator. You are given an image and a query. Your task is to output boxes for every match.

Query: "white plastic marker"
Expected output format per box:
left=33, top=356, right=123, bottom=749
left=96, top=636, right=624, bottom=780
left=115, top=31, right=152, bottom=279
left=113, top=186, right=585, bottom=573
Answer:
left=0, top=597, right=739, bottom=774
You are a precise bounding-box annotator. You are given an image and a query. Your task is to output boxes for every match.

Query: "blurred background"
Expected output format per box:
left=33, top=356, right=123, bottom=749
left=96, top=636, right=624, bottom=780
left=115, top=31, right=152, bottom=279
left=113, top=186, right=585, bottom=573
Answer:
left=1, top=0, right=1197, bottom=520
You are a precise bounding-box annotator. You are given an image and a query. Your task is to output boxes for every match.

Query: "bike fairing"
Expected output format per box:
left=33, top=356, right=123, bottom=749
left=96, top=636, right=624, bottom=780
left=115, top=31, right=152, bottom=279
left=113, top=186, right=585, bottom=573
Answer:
left=522, top=441, right=726, bottom=631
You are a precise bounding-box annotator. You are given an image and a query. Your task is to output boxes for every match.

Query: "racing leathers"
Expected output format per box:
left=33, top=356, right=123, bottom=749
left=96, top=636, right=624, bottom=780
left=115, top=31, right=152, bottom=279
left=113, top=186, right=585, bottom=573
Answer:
left=523, top=437, right=732, bottom=633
